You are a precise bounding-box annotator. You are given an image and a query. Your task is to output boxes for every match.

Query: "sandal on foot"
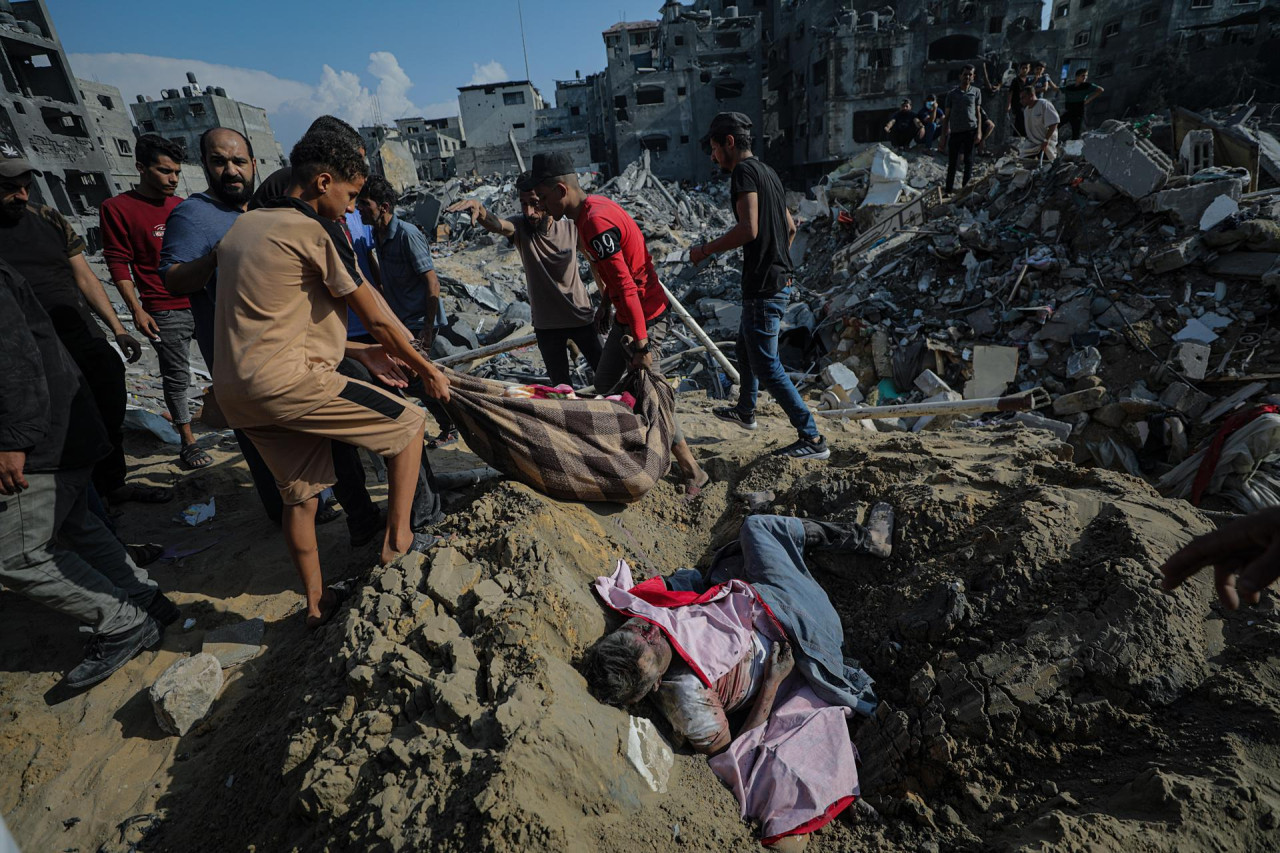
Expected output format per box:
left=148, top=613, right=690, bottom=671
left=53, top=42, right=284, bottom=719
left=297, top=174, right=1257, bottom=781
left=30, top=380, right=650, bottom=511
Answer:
left=178, top=443, right=213, bottom=470
left=306, top=580, right=356, bottom=629
left=125, top=542, right=165, bottom=567
left=426, top=429, right=460, bottom=449
left=109, top=483, right=174, bottom=504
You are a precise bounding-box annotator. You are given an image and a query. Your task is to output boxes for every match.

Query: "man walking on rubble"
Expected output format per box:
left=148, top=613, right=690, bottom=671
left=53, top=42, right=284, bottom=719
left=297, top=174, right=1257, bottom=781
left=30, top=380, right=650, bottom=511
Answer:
left=0, top=155, right=170, bottom=508
left=530, top=151, right=712, bottom=497
left=691, top=112, right=830, bottom=462
left=1019, top=85, right=1060, bottom=162
left=447, top=172, right=602, bottom=388
left=100, top=134, right=211, bottom=472
left=938, top=65, right=983, bottom=194
left=0, top=254, right=180, bottom=690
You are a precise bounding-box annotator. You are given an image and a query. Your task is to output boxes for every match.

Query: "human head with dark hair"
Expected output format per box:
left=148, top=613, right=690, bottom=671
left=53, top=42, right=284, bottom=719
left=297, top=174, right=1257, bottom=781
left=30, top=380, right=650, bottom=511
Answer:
left=306, top=114, right=365, bottom=155
left=702, top=111, right=754, bottom=174
left=1018, top=60, right=1031, bottom=76
left=289, top=129, right=369, bottom=221
left=1032, top=60, right=1046, bottom=73
left=134, top=133, right=184, bottom=198
left=513, top=170, right=551, bottom=233
left=582, top=618, right=673, bottom=706
left=198, top=127, right=255, bottom=209
left=959, top=63, right=976, bottom=89
left=1074, top=68, right=1089, bottom=82
left=355, top=173, right=397, bottom=228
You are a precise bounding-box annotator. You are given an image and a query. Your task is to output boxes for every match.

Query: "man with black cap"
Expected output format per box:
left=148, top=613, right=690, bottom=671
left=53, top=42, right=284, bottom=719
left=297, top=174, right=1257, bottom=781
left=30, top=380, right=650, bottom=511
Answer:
left=530, top=152, right=710, bottom=497
left=447, top=171, right=601, bottom=387
left=691, top=112, right=829, bottom=461
left=0, top=156, right=170, bottom=506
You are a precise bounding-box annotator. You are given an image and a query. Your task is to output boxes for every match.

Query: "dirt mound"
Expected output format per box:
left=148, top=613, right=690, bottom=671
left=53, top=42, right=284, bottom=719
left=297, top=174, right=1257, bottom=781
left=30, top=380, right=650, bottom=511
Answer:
left=132, top=415, right=1280, bottom=853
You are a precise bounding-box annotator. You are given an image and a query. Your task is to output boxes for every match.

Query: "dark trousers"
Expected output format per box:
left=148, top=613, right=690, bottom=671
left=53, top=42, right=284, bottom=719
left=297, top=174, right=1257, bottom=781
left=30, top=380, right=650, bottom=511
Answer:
left=535, top=322, right=604, bottom=387
left=338, top=358, right=442, bottom=531
left=946, top=129, right=978, bottom=192
left=1063, top=107, right=1085, bottom=141
left=734, top=292, right=819, bottom=441
left=65, top=337, right=127, bottom=497
left=351, top=332, right=456, bottom=437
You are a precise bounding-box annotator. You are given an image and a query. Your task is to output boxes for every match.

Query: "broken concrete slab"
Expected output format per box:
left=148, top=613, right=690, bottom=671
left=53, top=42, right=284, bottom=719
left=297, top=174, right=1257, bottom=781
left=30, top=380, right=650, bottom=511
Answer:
left=1170, top=342, right=1211, bottom=380
left=1146, top=235, right=1207, bottom=274
left=1173, top=317, right=1220, bottom=345
left=150, top=653, right=223, bottom=736
left=1160, top=382, right=1213, bottom=419
left=1200, top=194, right=1240, bottom=231
left=1066, top=347, right=1102, bottom=380
left=965, top=346, right=1019, bottom=400
left=1013, top=411, right=1073, bottom=442
left=914, top=369, right=952, bottom=397
left=1083, top=121, right=1173, bottom=199
left=202, top=618, right=265, bottom=669
left=1143, top=177, right=1243, bottom=227
left=1053, top=387, right=1107, bottom=415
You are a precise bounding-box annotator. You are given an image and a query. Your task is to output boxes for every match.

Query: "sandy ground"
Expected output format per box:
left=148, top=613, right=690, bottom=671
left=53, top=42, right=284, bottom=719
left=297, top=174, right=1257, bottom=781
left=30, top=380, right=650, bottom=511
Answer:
left=3, top=396, right=1280, bottom=853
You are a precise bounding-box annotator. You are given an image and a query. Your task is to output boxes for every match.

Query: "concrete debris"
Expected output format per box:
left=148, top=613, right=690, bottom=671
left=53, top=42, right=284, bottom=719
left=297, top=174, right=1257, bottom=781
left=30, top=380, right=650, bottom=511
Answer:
left=1082, top=121, right=1173, bottom=199
left=150, top=653, right=224, bottom=736
left=202, top=618, right=265, bottom=669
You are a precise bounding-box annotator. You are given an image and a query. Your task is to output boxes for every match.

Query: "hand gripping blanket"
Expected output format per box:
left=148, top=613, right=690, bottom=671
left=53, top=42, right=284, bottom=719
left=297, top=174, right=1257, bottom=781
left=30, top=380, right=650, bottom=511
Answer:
left=440, top=366, right=674, bottom=503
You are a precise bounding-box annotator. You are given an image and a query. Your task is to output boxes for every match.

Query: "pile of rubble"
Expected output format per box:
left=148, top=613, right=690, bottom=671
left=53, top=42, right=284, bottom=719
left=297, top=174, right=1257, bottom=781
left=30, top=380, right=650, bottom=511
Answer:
left=789, top=116, right=1280, bottom=512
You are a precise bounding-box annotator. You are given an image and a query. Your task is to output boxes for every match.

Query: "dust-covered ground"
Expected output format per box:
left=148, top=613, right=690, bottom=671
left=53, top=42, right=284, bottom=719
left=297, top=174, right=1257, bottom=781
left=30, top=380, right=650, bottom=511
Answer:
left=3, top=400, right=1279, bottom=853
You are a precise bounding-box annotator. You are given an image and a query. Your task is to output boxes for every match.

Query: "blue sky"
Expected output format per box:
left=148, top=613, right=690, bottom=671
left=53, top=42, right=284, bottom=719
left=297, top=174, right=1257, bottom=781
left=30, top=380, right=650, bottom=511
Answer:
left=56, top=0, right=660, bottom=147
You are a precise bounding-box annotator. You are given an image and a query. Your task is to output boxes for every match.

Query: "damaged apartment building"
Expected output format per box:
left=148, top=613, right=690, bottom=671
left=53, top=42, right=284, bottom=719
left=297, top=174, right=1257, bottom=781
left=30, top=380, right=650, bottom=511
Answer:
left=0, top=0, right=115, bottom=245
left=131, top=73, right=287, bottom=196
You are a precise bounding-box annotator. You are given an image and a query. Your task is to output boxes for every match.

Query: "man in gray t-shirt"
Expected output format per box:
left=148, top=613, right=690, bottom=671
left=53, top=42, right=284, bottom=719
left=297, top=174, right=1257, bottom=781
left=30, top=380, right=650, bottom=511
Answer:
left=938, top=64, right=984, bottom=194
left=448, top=173, right=602, bottom=387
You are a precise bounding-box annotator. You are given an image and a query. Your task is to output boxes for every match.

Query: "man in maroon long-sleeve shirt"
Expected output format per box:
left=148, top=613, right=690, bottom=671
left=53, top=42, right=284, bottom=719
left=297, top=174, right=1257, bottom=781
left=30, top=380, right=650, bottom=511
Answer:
left=532, top=152, right=709, bottom=498
left=100, top=134, right=210, bottom=469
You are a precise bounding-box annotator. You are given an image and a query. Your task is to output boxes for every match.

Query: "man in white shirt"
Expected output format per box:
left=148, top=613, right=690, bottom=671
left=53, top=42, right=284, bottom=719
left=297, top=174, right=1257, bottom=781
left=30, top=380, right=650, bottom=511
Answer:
left=1019, top=86, right=1060, bottom=161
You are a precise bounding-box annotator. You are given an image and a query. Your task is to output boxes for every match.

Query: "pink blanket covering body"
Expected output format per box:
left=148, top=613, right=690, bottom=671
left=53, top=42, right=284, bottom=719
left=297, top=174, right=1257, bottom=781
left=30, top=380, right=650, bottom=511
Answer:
left=593, top=560, right=860, bottom=844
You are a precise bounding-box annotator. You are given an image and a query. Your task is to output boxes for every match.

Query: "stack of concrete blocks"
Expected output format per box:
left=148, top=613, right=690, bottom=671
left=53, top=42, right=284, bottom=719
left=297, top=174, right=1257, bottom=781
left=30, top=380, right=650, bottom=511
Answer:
left=1178, top=129, right=1214, bottom=175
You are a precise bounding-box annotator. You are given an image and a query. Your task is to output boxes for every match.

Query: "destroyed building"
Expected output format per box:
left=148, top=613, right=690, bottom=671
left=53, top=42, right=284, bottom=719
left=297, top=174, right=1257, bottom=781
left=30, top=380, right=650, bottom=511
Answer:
left=759, top=0, right=1052, bottom=182
left=1047, top=0, right=1279, bottom=120
left=77, top=77, right=136, bottom=194
left=599, top=4, right=765, bottom=184
left=395, top=115, right=464, bottom=181
left=130, top=72, right=287, bottom=195
left=456, top=79, right=544, bottom=149
left=535, top=76, right=609, bottom=170
left=0, top=0, right=116, bottom=244
left=359, top=124, right=421, bottom=193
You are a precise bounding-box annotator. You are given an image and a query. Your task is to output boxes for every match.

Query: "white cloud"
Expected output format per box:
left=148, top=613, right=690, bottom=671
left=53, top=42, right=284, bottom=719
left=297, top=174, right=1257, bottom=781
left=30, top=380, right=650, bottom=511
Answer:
left=69, top=51, right=458, bottom=150
left=468, top=60, right=511, bottom=85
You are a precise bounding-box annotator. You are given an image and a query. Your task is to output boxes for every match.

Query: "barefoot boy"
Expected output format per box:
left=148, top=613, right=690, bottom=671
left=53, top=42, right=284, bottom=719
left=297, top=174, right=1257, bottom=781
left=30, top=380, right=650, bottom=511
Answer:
left=212, top=130, right=450, bottom=626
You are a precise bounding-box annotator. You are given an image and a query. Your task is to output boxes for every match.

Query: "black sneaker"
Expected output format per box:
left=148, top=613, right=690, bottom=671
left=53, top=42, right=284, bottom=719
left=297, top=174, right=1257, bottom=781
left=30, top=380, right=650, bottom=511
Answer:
left=145, top=591, right=181, bottom=627
left=772, top=436, right=831, bottom=460
left=63, top=617, right=161, bottom=690
left=714, top=407, right=757, bottom=430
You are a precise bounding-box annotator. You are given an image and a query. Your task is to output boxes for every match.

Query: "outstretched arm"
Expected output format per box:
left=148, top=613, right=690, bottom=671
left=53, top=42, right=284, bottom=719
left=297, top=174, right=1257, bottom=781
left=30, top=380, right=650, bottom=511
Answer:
left=346, top=283, right=450, bottom=402
left=447, top=198, right=516, bottom=239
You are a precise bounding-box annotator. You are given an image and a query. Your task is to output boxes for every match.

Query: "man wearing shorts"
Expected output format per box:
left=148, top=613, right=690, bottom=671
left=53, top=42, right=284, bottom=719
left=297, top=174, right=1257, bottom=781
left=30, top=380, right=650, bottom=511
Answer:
left=212, top=130, right=450, bottom=626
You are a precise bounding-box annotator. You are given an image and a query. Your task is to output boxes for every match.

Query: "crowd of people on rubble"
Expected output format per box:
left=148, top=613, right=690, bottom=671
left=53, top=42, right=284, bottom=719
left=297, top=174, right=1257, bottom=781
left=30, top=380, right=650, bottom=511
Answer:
left=3, top=98, right=1277, bottom=851
left=882, top=55, right=1106, bottom=196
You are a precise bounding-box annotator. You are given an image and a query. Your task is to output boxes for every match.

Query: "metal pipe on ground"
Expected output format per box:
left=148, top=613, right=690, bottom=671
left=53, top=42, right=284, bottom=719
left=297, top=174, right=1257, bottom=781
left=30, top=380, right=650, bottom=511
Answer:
left=815, top=388, right=1050, bottom=420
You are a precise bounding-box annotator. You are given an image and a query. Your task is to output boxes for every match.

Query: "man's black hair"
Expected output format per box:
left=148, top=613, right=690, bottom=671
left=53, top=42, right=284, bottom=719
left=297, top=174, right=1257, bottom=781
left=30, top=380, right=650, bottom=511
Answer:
left=960, top=63, right=976, bottom=74
left=1074, top=67, right=1089, bottom=76
left=582, top=632, right=650, bottom=707
left=1032, top=59, right=1046, bottom=68
left=290, top=130, right=369, bottom=184
left=358, top=173, right=397, bottom=208
left=135, top=133, right=185, bottom=167
left=306, top=114, right=363, bottom=150
left=198, top=126, right=253, bottom=162
left=707, top=126, right=753, bottom=153
left=515, top=170, right=538, bottom=193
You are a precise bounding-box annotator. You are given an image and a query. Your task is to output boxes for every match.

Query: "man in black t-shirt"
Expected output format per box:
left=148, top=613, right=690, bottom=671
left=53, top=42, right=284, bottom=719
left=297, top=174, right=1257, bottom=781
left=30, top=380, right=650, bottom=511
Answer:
left=691, top=113, right=828, bottom=461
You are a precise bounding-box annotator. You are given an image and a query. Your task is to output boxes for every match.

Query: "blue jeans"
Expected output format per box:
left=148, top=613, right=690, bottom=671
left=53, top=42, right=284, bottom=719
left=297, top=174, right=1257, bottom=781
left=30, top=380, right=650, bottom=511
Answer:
left=735, top=293, right=818, bottom=441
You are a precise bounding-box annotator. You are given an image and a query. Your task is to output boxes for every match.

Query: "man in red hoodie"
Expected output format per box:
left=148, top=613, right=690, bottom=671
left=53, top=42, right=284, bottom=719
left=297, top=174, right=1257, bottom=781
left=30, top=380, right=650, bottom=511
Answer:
left=531, top=152, right=709, bottom=497
left=100, top=135, right=209, bottom=469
